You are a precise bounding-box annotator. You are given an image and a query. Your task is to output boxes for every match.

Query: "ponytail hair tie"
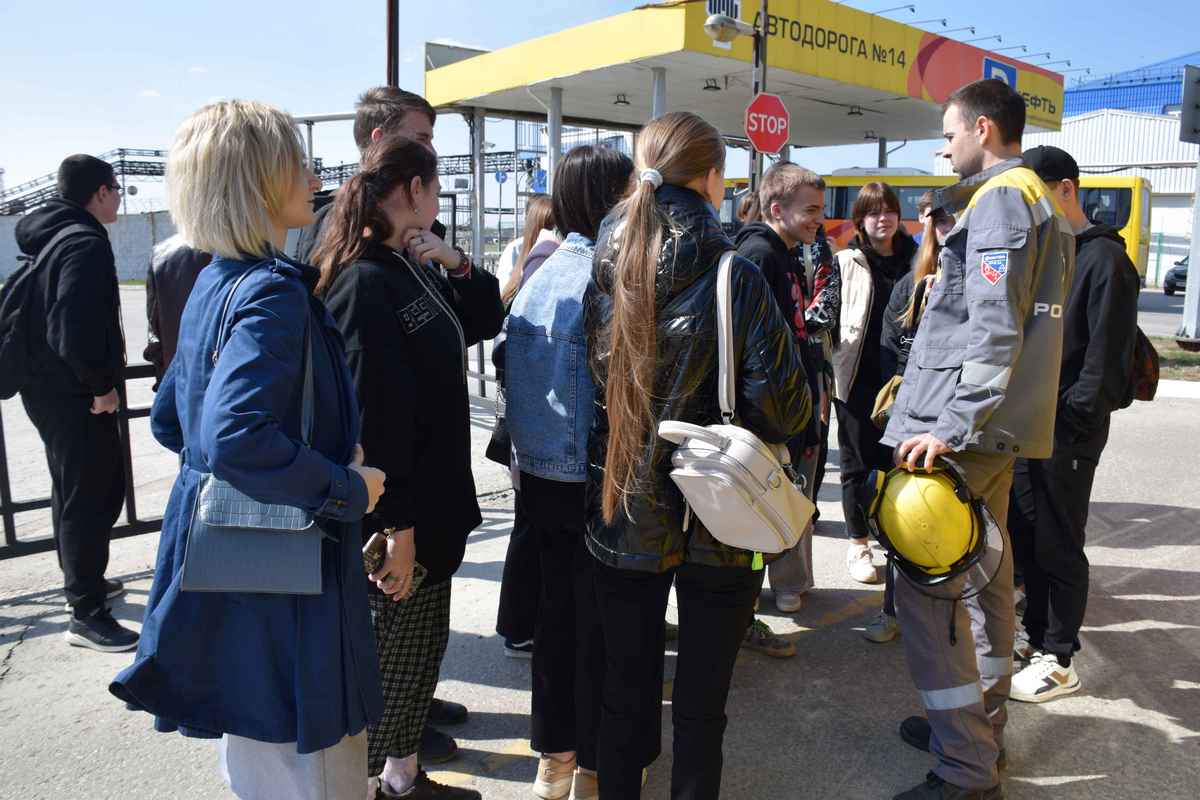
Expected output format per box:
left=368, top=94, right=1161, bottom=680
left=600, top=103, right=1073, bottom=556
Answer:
left=639, top=168, right=663, bottom=189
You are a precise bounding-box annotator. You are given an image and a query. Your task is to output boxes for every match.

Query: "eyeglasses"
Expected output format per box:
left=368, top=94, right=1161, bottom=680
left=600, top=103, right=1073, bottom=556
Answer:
left=108, top=183, right=123, bottom=195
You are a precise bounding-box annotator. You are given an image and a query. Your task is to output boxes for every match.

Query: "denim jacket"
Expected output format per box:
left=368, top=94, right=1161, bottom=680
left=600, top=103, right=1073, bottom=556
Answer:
left=505, top=232, right=597, bottom=482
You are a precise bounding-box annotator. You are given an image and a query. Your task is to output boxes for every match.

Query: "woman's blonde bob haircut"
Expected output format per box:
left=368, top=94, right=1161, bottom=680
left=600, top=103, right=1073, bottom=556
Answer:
left=168, top=99, right=306, bottom=260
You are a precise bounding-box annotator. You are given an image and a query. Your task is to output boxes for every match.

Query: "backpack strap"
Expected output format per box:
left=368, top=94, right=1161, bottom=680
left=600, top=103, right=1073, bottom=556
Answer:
left=25, top=224, right=98, bottom=271
left=715, top=250, right=737, bottom=424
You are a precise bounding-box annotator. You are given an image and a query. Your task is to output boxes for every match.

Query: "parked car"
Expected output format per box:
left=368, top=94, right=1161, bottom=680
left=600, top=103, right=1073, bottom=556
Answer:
left=1164, top=256, right=1188, bottom=296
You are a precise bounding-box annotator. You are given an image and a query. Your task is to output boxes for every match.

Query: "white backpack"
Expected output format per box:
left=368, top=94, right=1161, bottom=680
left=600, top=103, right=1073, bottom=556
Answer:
left=657, top=251, right=815, bottom=554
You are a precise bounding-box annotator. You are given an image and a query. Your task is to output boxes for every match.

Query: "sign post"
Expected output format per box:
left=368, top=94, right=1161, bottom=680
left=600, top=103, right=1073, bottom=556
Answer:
left=1178, top=64, right=1200, bottom=348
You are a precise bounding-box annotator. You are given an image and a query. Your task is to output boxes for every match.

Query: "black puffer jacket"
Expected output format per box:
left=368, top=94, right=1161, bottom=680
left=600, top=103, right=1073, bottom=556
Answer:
left=583, top=185, right=811, bottom=572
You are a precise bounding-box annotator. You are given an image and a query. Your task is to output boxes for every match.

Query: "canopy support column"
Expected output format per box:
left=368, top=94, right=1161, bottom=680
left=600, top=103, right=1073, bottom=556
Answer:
left=651, top=67, right=667, bottom=119
left=548, top=87, right=563, bottom=193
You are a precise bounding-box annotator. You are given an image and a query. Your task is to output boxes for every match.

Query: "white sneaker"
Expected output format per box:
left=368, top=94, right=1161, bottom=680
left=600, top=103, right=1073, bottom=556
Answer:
left=846, top=543, right=881, bottom=584
left=1011, top=652, right=1080, bottom=703
left=862, top=609, right=899, bottom=643
left=775, top=591, right=805, bottom=613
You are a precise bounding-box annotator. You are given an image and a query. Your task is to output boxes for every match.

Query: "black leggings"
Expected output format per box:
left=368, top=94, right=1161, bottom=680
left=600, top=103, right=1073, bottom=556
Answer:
left=834, top=398, right=894, bottom=540
left=592, top=559, right=763, bottom=800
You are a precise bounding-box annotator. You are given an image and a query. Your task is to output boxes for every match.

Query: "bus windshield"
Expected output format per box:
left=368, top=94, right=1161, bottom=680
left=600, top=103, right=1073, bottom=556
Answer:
left=1079, top=187, right=1132, bottom=230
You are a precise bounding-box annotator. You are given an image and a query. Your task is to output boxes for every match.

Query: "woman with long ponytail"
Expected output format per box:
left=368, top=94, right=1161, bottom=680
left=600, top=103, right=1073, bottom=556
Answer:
left=582, top=112, right=810, bottom=798
left=316, top=132, right=504, bottom=800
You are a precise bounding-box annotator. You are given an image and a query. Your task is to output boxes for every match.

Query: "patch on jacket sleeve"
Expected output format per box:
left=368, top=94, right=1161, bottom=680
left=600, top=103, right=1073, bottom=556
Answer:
left=397, top=295, right=439, bottom=333
left=980, top=251, right=1010, bottom=286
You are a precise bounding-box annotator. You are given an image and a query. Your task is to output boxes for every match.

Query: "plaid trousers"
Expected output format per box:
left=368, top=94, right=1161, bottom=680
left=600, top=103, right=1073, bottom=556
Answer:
left=367, top=578, right=452, bottom=776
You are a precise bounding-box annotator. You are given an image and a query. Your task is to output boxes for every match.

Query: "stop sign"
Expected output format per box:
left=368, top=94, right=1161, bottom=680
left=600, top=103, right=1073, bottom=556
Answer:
left=745, top=93, right=790, bottom=155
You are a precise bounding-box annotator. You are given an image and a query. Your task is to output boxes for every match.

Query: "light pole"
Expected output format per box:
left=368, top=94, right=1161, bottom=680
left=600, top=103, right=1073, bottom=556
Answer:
left=704, top=3, right=769, bottom=195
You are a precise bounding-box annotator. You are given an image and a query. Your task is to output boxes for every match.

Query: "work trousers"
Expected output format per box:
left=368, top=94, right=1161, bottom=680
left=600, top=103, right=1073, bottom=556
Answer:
left=592, top=559, right=763, bottom=800
left=1009, top=453, right=1097, bottom=660
left=21, top=388, right=126, bottom=617
left=767, top=440, right=820, bottom=595
left=496, top=488, right=540, bottom=643
left=893, top=450, right=1015, bottom=791
left=524, top=475, right=603, bottom=771
left=834, top=398, right=894, bottom=540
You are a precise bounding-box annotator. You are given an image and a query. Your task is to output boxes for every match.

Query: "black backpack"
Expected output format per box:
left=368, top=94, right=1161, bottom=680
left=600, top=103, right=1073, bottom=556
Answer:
left=0, top=224, right=97, bottom=399
left=1120, top=326, right=1160, bottom=408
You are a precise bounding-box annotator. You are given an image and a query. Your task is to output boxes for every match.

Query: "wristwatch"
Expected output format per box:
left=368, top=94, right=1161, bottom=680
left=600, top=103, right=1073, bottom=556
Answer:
left=448, top=246, right=472, bottom=278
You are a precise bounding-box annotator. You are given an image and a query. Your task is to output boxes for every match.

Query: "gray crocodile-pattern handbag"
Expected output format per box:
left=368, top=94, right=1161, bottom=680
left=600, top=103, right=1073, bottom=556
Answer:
left=180, top=265, right=325, bottom=595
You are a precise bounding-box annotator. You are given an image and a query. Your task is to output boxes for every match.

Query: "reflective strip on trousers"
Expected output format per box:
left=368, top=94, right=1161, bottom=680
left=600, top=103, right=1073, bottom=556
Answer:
left=977, top=655, right=1012, bottom=691
left=919, top=682, right=984, bottom=711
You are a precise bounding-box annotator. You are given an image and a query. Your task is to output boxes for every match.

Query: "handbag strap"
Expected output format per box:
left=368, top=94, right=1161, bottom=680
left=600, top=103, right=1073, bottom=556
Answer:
left=211, top=264, right=316, bottom=446
left=715, top=250, right=738, bottom=424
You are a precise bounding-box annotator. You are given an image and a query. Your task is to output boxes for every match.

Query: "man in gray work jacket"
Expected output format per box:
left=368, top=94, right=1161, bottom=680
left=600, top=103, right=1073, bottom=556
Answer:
left=880, top=79, right=1075, bottom=800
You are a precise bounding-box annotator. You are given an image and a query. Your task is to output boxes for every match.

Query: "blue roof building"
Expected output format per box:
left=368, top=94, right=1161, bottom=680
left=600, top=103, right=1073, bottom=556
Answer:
left=1065, top=52, right=1198, bottom=117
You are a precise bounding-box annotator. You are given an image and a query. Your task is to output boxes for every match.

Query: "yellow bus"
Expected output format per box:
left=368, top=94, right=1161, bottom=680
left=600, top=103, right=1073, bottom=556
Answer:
left=724, top=172, right=1153, bottom=281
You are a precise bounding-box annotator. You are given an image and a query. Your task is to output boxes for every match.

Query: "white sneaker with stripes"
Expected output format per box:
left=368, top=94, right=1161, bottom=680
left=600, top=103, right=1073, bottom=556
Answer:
left=1011, top=651, right=1081, bottom=703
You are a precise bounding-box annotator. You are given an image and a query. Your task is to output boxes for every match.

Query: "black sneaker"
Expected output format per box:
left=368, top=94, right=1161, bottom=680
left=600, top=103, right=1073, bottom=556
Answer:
left=427, top=698, right=468, bottom=726
left=64, top=607, right=138, bottom=652
left=418, top=725, right=458, bottom=764
left=378, top=771, right=481, bottom=799
left=64, top=578, right=126, bottom=611
left=893, top=771, right=1003, bottom=800
left=504, top=638, right=533, bottom=658
left=899, top=716, right=1007, bottom=770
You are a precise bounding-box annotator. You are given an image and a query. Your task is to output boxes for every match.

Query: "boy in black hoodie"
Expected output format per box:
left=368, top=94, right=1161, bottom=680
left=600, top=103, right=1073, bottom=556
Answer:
left=734, top=163, right=828, bottom=624
left=1008, top=146, right=1140, bottom=703
left=14, top=155, right=135, bottom=652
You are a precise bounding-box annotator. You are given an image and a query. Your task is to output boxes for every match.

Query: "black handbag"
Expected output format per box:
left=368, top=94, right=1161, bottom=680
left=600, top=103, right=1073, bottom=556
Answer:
left=180, top=267, right=327, bottom=595
left=485, top=383, right=512, bottom=467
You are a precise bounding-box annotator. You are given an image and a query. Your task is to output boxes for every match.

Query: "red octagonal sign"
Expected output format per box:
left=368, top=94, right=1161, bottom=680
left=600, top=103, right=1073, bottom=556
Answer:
left=745, top=93, right=790, bottom=155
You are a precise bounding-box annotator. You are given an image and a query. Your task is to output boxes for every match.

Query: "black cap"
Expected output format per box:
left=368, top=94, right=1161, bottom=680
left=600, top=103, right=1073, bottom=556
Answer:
left=1023, top=145, right=1079, bottom=183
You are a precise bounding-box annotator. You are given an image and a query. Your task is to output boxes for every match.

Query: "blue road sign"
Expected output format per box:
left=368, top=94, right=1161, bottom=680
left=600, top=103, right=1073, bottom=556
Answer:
left=495, top=170, right=508, bottom=184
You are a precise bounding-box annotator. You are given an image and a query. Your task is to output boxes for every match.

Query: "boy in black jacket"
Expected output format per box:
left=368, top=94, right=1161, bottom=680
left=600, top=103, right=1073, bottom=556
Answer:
left=14, top=155, right=135, bottom=652
left=734, top=163, right=827, bottom=626
left=1008, top=146, right=1140, bottom=703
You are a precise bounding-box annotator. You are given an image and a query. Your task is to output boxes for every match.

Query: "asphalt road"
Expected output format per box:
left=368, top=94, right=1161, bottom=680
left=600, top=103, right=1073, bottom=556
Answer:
left=1, top=288, right=1197, bottom=800
left=1139, top=288, right=1185, bottom=338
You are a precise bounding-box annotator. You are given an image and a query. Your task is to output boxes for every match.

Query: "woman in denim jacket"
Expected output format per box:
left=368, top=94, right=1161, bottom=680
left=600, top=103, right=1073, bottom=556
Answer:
left=505, top=145, right=633, bottom=800
left=110, top=100, right=388, bottom=800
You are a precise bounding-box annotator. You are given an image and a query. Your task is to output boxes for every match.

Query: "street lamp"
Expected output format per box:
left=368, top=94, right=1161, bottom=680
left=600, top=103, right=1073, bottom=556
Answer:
left=704, top=7, right=770, bottom=194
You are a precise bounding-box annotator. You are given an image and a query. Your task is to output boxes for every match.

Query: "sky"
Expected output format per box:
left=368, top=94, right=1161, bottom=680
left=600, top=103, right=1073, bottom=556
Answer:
left=2, top=0, right=1197, bottom=213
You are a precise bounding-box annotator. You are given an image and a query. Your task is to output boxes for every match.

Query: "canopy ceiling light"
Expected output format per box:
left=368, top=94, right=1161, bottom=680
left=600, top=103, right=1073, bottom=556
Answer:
left=703, top=78, right=721, bottom=92
left=613, top=94, right=631, bottom=106
left=848, top=106, right=864, bottom=117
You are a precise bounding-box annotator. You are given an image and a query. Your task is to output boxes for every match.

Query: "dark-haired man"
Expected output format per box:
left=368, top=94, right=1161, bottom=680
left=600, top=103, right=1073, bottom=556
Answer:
left=1007, top=145, right=1139, bottom=704
left=293, top=86, right=440, bottom=263
left=880, top=79, right=1075, bottom=799
left=14, top=154, right=135, bottom=652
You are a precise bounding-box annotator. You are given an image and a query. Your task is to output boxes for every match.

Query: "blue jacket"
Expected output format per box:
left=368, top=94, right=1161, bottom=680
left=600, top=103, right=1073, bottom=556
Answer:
left=110, top=255, right=383, bottom=754
left=505, top=232, right=597, bottom=482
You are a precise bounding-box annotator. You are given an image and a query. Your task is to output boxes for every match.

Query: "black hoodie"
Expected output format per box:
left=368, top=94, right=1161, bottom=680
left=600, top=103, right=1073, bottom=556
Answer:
left=14, top=199, right=125, bottom=396
left=1055, top=223, right=1140, bottom=456
left=734, top=221, right=821, bottom=451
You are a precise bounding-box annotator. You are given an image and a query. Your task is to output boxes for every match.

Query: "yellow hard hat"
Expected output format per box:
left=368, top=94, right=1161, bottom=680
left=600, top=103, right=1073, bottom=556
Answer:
left=874, top=469, right=978, bottom=575
left=862, top=461, right=1004, bottom=601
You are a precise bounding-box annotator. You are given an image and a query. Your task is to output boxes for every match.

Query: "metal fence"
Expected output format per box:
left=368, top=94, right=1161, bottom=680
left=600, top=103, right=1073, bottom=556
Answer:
left=0, top=363, right=159, bottom=560
left=1, top=203, right=497, bottom=560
